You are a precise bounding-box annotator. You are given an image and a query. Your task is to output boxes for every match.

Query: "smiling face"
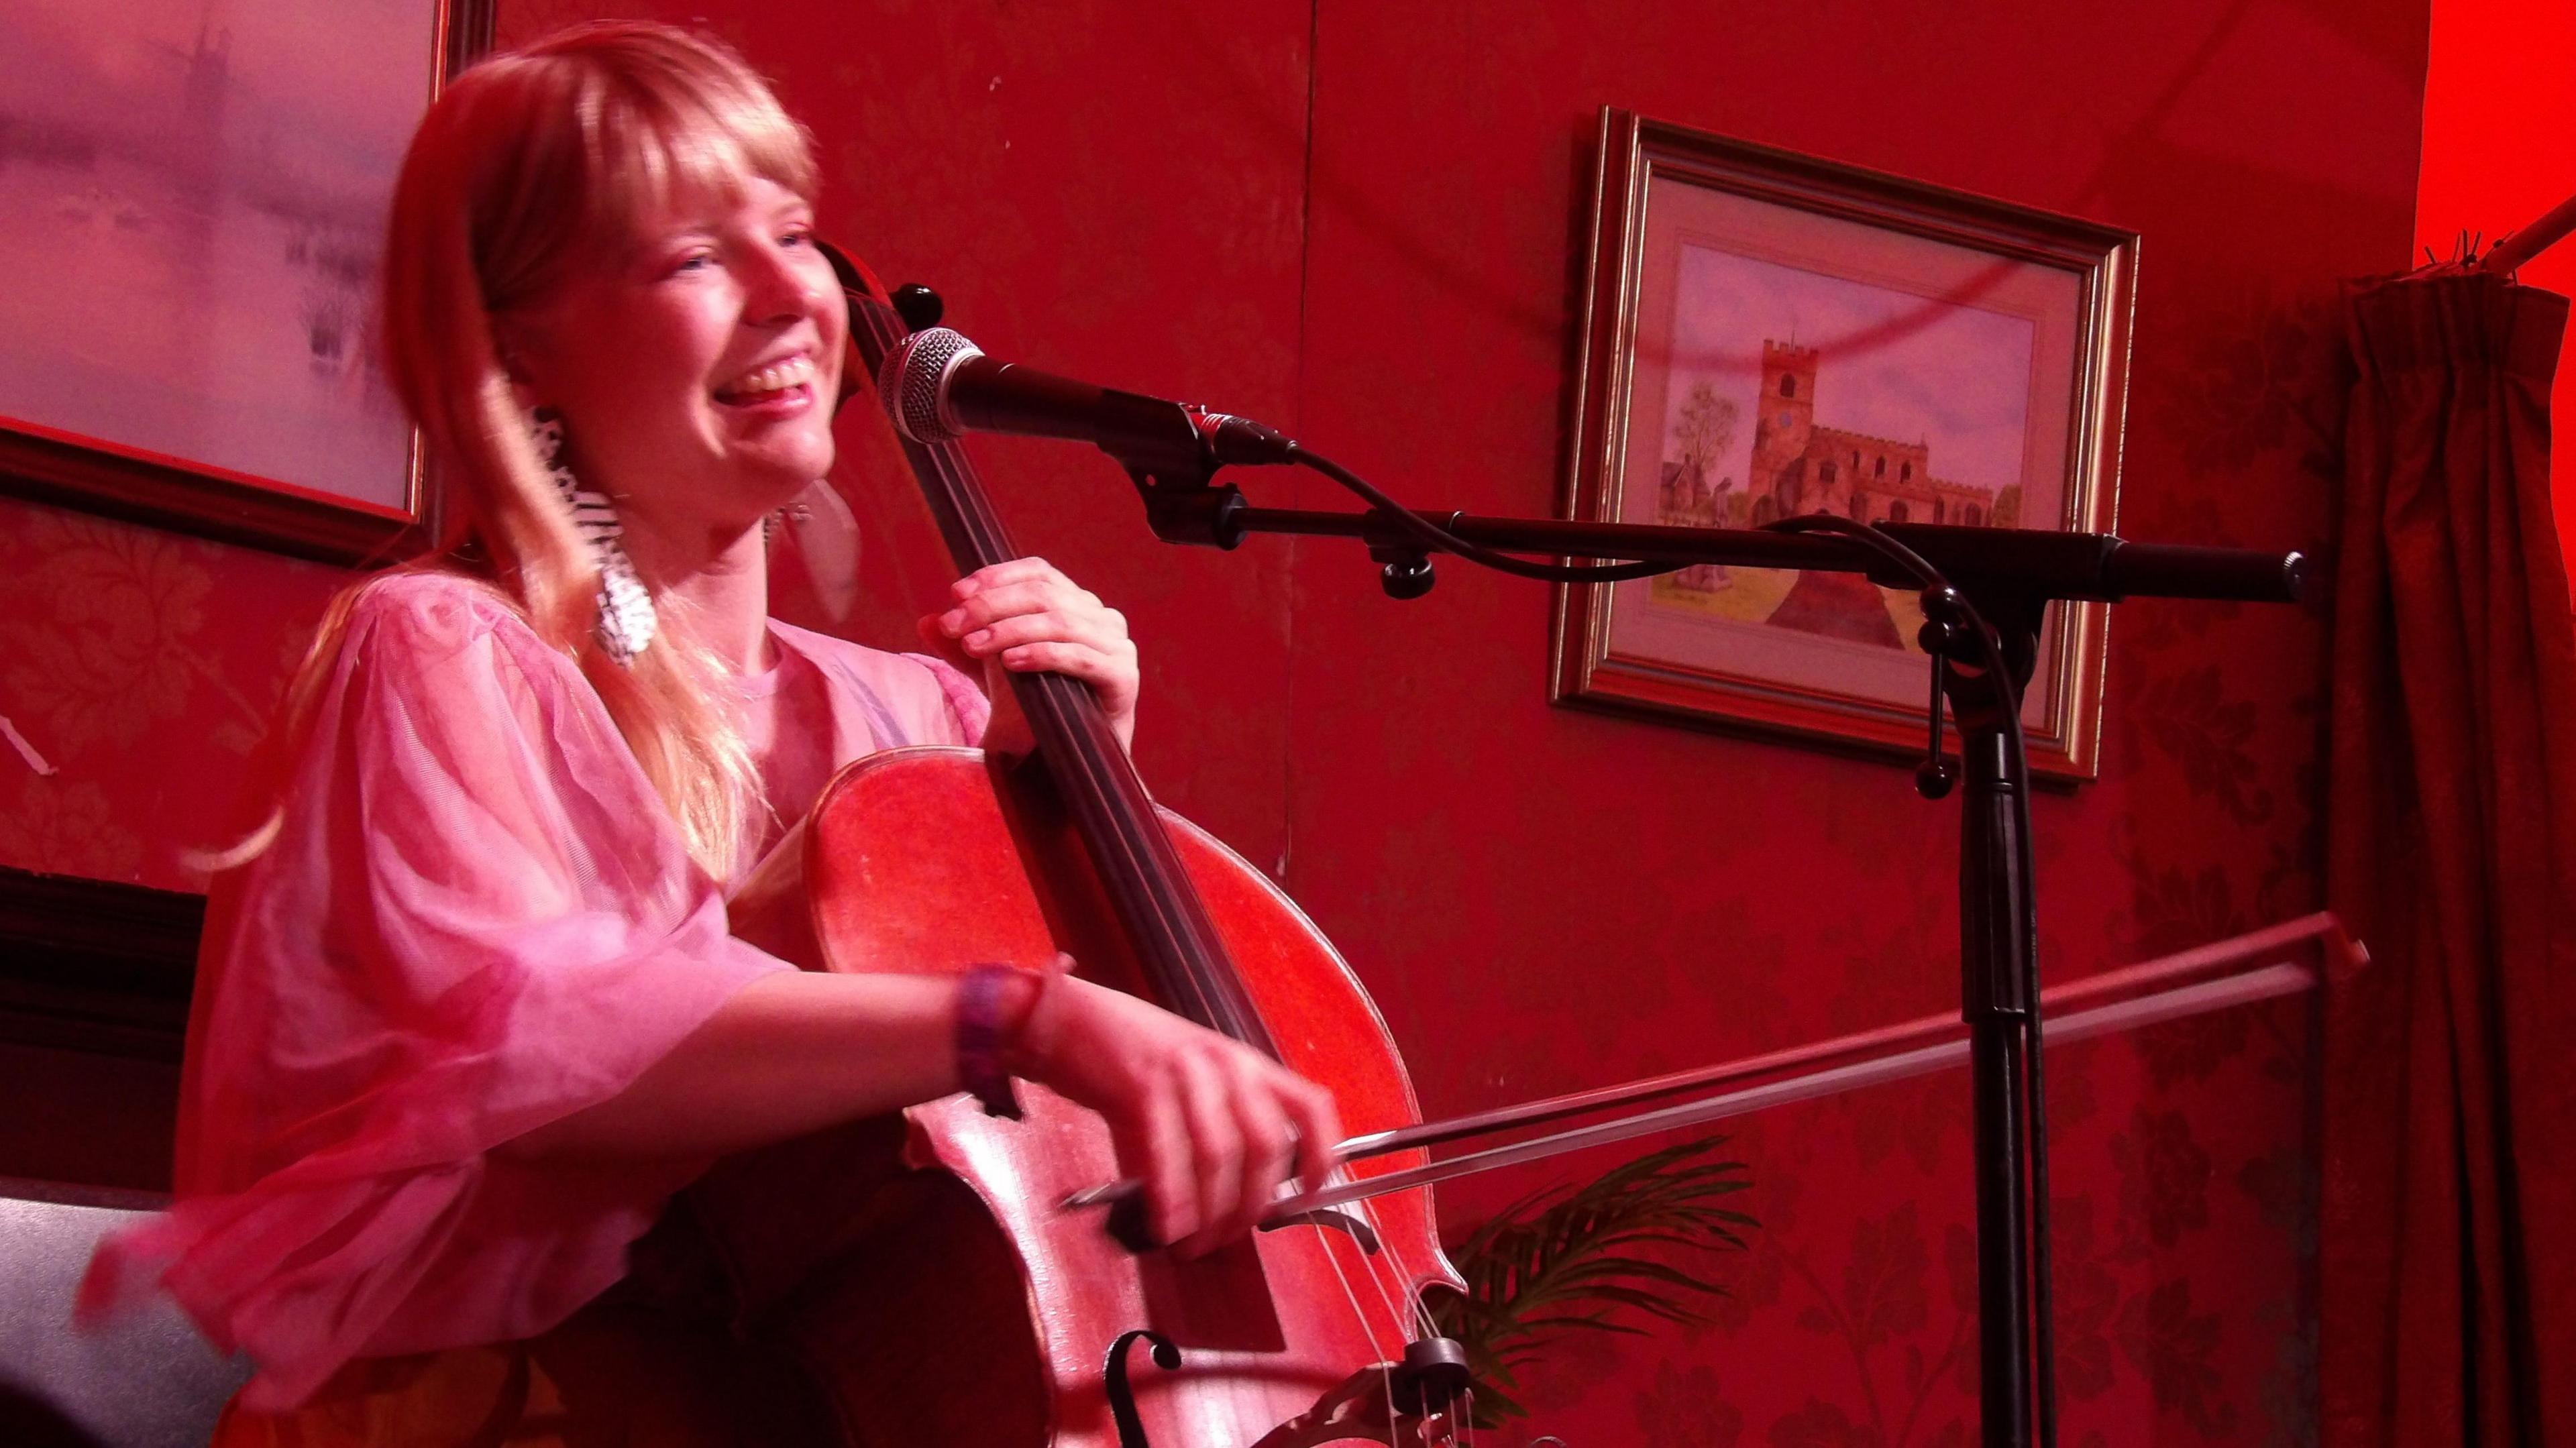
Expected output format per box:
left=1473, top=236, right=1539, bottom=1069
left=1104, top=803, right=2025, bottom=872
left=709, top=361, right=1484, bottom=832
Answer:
left=502, top=172, right=846, bottom=550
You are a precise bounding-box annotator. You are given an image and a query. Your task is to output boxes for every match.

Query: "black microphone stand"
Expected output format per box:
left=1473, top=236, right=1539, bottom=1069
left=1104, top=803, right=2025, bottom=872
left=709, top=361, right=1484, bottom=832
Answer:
left=1117, top=465, right=2304, bottom=1448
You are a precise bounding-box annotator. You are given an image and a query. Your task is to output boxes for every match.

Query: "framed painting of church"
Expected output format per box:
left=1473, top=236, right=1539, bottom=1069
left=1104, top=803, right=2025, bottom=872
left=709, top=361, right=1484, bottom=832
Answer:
left=1550, top=109, right=2135, bottom=781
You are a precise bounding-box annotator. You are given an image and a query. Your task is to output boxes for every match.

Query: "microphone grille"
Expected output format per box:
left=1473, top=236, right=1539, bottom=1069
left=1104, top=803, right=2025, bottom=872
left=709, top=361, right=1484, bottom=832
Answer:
left=879, top=327, right=982, bottom=444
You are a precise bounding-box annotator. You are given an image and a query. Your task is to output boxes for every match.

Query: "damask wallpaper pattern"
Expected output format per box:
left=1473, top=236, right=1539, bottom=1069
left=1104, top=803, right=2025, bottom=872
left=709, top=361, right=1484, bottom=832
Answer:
left=0, top=496, right=339, bottom=887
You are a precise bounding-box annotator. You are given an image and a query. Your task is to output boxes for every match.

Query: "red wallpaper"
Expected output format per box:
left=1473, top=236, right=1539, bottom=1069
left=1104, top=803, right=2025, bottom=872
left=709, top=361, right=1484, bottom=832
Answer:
left=0, top=1, right=2434, bottom=1443
left=1280, top=3, right=2420, bottom=1441
left=0, top=496, right=342, bottom=885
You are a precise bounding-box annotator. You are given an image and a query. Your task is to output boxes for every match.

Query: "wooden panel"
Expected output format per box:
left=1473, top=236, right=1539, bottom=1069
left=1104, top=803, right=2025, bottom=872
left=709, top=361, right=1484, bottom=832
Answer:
left=0, top=867, right=201, bottom=1062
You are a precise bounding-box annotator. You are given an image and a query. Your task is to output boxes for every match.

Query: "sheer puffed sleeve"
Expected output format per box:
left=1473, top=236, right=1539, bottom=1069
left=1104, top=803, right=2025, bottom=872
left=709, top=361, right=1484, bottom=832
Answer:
left=902, top=651, right=993, bottom=747
left=80, top=571, right=789, bottom=1408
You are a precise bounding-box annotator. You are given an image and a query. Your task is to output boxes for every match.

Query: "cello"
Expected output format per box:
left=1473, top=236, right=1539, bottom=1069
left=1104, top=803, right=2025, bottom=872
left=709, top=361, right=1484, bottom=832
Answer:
left=689, top=246, right=1474, bottom=1448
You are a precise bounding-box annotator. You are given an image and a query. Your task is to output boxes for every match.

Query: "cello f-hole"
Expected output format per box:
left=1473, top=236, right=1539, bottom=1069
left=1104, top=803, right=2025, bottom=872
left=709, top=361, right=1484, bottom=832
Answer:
left=1105, top=1329, right=1184, bottom=1448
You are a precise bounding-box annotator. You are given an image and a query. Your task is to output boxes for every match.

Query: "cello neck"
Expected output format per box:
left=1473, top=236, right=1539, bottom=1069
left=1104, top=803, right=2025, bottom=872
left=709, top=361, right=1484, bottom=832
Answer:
left=841, top=284, right=1279, bottom=1055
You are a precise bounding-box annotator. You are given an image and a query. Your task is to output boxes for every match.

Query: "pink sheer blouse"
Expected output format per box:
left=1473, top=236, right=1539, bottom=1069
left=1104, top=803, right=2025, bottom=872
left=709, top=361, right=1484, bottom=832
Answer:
left=79, top=570, right=989, bottom=1409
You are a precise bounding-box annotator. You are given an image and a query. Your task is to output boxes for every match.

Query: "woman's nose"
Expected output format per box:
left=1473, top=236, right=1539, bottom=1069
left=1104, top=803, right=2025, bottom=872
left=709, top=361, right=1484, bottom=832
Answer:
left=743, top=242, right=826, bottom=326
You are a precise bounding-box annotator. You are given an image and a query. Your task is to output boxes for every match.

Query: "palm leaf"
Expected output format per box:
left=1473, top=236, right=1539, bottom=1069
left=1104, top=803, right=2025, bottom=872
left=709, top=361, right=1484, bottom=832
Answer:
left=1424, top=1135, right=1757, bottom=1427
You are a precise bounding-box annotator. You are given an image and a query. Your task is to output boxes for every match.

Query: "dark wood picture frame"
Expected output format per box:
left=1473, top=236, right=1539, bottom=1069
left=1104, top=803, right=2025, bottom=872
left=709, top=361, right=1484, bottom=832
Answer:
left=0, top=0, right=495, bottom=566
left=1550, top=109, right=2137, bottom=781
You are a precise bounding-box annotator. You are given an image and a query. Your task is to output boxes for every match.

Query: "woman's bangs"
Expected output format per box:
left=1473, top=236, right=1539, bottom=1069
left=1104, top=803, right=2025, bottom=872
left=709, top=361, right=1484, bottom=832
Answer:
left=584, top=80, right=818, bottom=252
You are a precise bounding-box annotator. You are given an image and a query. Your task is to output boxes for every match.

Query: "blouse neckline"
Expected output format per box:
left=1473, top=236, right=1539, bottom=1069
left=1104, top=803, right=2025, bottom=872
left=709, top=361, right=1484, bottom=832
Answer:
left=731, top=623, right=798, bottom=702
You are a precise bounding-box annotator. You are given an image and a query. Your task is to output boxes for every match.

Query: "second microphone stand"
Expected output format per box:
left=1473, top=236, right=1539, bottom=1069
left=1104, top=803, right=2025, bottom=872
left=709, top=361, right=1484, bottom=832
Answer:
left=1117, top=465, right=2301, bottom=1448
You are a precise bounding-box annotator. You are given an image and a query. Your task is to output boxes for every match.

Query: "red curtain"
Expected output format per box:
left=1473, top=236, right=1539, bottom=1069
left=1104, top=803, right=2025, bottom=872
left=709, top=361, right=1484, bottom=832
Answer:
left=2324, top=270, right=2576, bottom=1448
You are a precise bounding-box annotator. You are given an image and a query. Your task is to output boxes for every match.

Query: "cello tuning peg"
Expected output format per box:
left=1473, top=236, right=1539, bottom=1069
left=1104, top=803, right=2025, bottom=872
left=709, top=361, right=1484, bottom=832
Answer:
left=892, top=283, right=944, bottom=333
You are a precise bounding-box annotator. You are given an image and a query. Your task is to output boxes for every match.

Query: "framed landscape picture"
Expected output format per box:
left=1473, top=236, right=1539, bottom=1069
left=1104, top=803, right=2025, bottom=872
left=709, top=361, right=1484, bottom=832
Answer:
left=0, top=0, right=492, bottom=563
left=1551, top=109, right=2136, bottom=781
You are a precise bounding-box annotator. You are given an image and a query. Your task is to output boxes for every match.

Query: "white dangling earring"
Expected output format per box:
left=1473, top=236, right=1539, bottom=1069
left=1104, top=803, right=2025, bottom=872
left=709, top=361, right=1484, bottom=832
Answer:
left=528, top=406, right=657, bottom=665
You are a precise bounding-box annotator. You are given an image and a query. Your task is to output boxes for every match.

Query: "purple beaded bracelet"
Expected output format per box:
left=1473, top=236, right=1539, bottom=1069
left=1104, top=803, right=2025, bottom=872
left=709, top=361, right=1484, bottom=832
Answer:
left=955, top=963, right=1032, bottom=1119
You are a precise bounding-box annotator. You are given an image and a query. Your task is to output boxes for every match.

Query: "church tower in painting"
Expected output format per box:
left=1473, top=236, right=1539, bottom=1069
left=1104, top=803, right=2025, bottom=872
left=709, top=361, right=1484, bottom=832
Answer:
left=1748, top=341, right=1819, bottom=518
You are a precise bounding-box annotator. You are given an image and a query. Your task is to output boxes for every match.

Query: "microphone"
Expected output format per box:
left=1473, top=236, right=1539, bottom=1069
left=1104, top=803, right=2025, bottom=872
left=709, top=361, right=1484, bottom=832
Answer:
left=877, top=327, right=1293, bottom=474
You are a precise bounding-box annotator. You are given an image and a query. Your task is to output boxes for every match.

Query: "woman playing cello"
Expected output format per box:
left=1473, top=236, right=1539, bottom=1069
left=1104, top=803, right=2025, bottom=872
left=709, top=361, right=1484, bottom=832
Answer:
left=84, top=21, right=1343, bottom=1441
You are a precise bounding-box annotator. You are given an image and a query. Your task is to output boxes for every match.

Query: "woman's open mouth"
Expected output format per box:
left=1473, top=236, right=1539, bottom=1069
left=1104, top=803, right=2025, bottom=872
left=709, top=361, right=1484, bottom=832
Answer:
left=713, top=353, right=818, bottom=414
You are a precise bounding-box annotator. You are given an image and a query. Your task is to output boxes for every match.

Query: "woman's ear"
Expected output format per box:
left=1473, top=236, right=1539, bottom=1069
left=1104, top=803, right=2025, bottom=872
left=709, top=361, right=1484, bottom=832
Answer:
left=503, top=371, right=541, bottom=416
left=490, top=314, right=542, bottom=392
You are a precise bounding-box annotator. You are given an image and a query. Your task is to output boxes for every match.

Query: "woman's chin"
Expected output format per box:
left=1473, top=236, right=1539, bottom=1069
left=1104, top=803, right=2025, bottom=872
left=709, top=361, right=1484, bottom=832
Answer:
left=729, top=439, right=836, bottom=502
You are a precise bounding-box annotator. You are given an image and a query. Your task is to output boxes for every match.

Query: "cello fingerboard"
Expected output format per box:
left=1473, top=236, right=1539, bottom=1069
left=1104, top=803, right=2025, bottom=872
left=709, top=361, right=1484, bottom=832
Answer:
left=841, top=281, right=1281, bottom=1056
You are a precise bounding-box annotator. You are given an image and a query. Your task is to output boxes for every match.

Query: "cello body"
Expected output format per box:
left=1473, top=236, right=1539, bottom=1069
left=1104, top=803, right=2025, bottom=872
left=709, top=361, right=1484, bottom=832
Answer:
left=702, top=743, right=1458, bottom=1447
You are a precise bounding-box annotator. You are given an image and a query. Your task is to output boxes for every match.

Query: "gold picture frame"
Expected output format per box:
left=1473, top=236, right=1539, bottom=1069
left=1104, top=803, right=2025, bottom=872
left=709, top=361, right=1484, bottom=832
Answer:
left=1551, top=109, right=2135, bottom=781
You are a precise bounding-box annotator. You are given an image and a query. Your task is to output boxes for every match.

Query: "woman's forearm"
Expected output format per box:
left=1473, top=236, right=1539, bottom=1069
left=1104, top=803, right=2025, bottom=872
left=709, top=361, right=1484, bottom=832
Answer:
left=498, top=970, right=963, bottom=1160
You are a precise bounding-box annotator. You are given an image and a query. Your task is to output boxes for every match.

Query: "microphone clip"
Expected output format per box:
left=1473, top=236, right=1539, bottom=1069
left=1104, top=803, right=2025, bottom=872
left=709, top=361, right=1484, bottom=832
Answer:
left=1125, top=463, right=1250, bottom=550
left=1120, top=406, right=1297, bottom=550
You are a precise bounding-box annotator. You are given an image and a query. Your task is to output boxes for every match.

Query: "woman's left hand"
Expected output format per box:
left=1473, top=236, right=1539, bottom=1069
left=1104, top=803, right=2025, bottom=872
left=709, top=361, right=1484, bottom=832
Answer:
left=923, top=557, right=1140, bottom=753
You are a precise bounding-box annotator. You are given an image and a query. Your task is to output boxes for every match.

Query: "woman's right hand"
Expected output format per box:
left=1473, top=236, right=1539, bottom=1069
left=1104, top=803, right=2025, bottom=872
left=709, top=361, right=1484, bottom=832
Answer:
left=1012, top=970, right=1344, bottom=1258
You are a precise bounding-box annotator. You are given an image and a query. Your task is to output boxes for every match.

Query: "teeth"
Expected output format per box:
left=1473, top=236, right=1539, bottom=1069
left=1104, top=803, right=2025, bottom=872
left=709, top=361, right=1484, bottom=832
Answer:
left=718, top=353, right=814, bottom=398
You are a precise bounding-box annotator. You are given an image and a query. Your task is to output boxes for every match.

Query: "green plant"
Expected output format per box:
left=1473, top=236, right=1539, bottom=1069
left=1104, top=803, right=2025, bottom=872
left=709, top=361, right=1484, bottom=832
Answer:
left=1426, top=1135, right=1757, bottom=1424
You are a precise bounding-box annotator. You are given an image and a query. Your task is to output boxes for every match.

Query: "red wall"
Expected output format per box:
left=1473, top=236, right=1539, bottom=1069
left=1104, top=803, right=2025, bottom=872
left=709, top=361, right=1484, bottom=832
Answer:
left=2414, top=0, right=2576, bottom=583
left=1281, top=4, right=2419, bottom=1441
left=1, top=1, right=2436, bottom=1443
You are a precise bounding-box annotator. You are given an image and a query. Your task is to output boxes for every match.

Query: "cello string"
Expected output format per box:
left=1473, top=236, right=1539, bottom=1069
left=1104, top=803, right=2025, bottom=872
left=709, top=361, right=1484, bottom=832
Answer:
left=1343, top=1168, right=1442, bottom=1343
left=1295, top=1095, right=1451, bottom=1423
left=1285, top=1156, right=1401, bottom=1373
left=1331, top=1174, right=1456, bottom=1439
left=1293, top=1150, right=1432, bottom=1443
left=1340, top=1184, right=1418, bottom=1335
left=1305, top=1211, right=1404, bottom=1447
left=1327, top=1166, right=1433, bottom=1345
left=1340, top=1170, right=1486, bottom=1437
left=1290, top=1090, right=1431, bottom=1343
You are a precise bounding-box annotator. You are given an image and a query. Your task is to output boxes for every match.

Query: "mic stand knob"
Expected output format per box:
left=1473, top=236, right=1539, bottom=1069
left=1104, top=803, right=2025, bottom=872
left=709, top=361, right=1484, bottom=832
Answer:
left=1915, top=586, right=1964, bottom=800
left=1373, top=543, right=1436, bottom=600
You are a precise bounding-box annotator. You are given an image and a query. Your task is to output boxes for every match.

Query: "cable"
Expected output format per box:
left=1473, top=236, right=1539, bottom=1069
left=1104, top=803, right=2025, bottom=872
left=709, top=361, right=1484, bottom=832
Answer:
left=1289, top=447, right=1680, bottom=583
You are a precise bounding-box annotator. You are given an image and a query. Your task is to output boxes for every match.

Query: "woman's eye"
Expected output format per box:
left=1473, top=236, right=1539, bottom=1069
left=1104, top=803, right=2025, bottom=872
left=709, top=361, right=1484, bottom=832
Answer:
left=669, top=251, right=714, bottom=275
left=780, top=228, right=812, bottom=249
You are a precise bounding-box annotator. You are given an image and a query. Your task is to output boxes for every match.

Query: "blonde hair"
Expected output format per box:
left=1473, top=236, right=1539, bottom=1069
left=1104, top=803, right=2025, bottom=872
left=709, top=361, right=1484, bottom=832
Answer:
left=244, top=23, right=823, bottom=877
